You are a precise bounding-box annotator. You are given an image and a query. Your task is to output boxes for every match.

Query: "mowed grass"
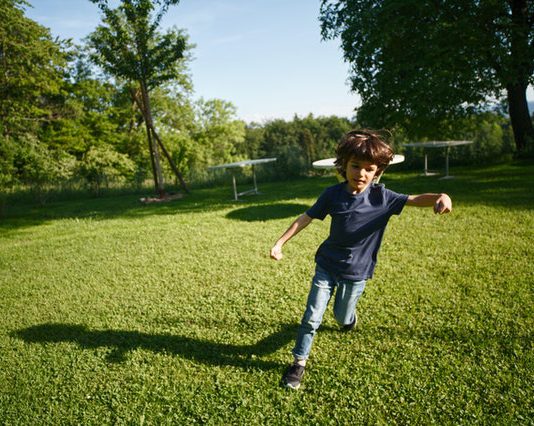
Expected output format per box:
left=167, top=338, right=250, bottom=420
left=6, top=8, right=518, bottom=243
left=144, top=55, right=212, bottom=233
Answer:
left=0, top=162, right=533, bottom=424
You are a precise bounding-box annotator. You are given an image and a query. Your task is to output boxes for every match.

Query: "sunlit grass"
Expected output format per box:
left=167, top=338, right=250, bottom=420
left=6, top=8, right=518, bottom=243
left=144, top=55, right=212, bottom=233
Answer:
left=1, top=161, right=533, bottom=424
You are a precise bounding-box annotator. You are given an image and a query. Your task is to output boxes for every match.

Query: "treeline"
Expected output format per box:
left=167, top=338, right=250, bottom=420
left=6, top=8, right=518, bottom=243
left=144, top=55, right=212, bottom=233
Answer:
left=1, top=0, right=252, bottom=202
left=0, top=0, right=519, bottom=207
left=0, top=1, right=355, bottom=203
left=244, top=111, right=517, bottom=177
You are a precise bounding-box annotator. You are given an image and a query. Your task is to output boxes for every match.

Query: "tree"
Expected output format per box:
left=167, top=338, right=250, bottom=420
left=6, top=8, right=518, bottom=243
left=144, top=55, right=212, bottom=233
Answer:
left=39, top=49, right=124, bottom=157
left=193, top=99, right=246, bottom=166
left=89, top=0, right=191, bottom=196
left=15, top=134, right=76, bottom=204
left=78, top=144, right=135, bottom=196
left=0, top=0, right=67, bottom=137
left=0, top=0, right=73, bottom=203
left=320, top=0, right=534, bottom=153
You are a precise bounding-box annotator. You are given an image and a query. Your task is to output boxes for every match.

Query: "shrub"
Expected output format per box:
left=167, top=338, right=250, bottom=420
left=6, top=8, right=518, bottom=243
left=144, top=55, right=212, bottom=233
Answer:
left=15, top=135, right=76, bottom=204
left=78, top=144, right=135, bottom=196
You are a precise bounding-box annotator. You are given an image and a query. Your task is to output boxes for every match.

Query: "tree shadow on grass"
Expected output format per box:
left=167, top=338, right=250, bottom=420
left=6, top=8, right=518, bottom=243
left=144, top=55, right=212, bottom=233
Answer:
left=383, top=161, right=534, bottom=211
left=13, top=323, right=298, bottom=371
left=2, top=162, right=533, bottom=233
left=225, top=203, right=310, bottom=222
left=0, top=177, right=329, bottom=233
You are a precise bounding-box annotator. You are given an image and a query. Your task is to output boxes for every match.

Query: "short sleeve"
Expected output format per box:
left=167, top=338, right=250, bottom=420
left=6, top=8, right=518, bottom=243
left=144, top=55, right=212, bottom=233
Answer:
left=384, top=187, right=409, bottom=215
left=306, top=188, right=332, bottom=220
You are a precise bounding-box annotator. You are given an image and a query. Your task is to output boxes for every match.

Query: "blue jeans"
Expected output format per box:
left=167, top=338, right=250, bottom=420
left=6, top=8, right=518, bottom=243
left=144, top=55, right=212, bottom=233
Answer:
left=292, top=265, right=366, bottom=360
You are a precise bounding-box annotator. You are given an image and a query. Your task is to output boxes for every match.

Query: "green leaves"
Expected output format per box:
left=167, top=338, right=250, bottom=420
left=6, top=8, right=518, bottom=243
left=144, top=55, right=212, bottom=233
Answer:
left=87, top=0, right=192, bottom=194
left=0, top=0, right=68, bottom=136
left=78, top=144, right=136, bottom=195
left=320, top=0, right=534, bottom=148
left=88, top=0, right=189, bottom=91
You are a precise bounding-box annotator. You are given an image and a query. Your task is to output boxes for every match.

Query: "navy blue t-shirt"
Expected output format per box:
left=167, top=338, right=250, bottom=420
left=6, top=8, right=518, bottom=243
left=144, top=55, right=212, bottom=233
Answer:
left=306, top=182, right=408, bottom=281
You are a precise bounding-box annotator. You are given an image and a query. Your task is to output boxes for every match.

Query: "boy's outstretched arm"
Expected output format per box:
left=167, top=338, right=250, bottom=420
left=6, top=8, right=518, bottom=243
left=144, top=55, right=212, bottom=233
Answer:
left=406, top=193, right=452, bottom=214
left=270, top=213, right=313, bottom=261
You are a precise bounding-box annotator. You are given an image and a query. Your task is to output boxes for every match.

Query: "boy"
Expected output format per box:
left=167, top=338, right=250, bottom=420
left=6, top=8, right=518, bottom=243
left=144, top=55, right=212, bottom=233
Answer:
left=270, top=129, right=452, bottom=389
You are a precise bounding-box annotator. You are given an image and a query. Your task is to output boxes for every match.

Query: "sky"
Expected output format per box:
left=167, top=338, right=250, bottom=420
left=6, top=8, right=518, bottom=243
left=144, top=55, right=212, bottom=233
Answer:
left=25, top=0, right=361, bottom=123
left=24, top=1, right=534, bottom=123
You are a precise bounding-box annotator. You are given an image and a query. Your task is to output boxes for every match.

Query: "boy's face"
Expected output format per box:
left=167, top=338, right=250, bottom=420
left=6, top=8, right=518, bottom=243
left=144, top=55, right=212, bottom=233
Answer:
left=345, top=156, right=379, bottom=194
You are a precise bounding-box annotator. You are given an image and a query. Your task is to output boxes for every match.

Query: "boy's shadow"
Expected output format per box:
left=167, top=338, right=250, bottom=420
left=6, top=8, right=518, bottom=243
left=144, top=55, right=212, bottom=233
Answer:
left=14, top=323, right=297, bottom=370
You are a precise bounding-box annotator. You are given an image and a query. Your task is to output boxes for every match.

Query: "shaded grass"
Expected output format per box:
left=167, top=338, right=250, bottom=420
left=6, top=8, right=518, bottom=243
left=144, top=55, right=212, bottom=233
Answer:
left=0, top=161, right=533, bottom=424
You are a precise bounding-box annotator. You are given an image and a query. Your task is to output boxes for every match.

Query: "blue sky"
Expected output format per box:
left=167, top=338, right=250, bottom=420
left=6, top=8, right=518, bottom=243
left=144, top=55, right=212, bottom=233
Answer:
left=25, top=1, right=534, bottom=122
left=26, top=0, right=361, bottom=123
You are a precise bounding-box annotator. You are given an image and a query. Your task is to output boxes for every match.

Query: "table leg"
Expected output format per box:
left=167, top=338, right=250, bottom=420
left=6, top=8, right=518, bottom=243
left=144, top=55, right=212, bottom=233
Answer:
left=440, top=147, right=454, bottom=179
left=445, top=147, right=449, bottom=177
left=232, top=173, right=238, bottom=201
left=252, top=165, right=258, bottom=194
left=423, top=151, right=439, bottom=176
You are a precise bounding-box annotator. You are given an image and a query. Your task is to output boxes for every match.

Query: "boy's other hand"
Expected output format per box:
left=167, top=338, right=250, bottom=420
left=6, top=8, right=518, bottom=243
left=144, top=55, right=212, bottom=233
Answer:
left=270, top=244, right=283, bottom=261
left=434, top=193, right=452, bottom=214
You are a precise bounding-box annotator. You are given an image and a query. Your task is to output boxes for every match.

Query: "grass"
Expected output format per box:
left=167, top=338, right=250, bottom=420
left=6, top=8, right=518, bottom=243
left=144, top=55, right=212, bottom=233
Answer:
left=1, top=161, right=533, bottom=424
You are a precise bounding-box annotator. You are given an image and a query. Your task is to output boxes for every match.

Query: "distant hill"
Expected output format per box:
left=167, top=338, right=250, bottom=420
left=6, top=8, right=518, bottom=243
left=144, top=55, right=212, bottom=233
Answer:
left=486, top=101, right=533, bottom=116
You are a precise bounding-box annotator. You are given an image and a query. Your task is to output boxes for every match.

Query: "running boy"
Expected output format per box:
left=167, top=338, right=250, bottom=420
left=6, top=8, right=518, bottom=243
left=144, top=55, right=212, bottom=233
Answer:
left=270, top=129, right=452, bottom=389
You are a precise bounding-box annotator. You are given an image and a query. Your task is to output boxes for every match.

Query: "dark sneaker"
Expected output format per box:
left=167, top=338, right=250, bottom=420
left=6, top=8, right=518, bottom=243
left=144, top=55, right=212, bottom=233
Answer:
left=343, top=311, right=358, bottom=331
left=281, top=363, right=305, bottom=389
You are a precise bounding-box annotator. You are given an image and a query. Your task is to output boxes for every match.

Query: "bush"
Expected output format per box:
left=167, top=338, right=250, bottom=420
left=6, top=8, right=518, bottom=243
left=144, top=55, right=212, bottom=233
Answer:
left=78, top=144, right=135, bottom=196
left=15, top=135, right=76, bottom=204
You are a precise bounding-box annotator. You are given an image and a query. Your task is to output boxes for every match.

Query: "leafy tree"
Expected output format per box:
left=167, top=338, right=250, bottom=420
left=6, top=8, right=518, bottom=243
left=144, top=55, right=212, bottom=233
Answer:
left=77, top=144, right=135, bottom=196
left=0, top=0, right=72, bottom=205
left=150, top=87, right=196, bottom=180
left=15, top=134, right=76, bottom=204
left=88, top=0, right=191, bottom=196
left=320, top=0, right=534, bottom=153
left=470, top=117, right=506, bottom=161
left=39, top=52, right=123, bottom=156
left=193, top=99, right=246, bottom=166
left=243, top=123, right=265, bottom=159
left=0, top=0, right=68, bottom=138
left=239, top=115, right=355, bottom=180
left=0, top=133, right=15, bottom=188
left=295, top=114, right=354, bottom=161
left=259, top=119, right=300, bottom=177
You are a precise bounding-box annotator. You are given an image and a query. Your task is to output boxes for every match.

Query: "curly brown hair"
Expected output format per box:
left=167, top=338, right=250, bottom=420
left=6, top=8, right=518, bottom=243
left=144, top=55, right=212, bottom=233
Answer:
left=334, top=129, right=394, bottom=179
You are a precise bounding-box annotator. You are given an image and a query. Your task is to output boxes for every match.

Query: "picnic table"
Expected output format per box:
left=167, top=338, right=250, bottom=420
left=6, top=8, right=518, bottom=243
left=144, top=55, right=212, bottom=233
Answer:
left=209, top=158, right=277, bottom=201
left=403, top=140, right=473, bottom=179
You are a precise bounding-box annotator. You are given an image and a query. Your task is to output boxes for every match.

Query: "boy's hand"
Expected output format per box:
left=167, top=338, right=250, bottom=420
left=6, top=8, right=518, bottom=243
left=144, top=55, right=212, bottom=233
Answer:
left=434, top=193, right=452, bottom=214
left=270, top=244, right=283, bottom=261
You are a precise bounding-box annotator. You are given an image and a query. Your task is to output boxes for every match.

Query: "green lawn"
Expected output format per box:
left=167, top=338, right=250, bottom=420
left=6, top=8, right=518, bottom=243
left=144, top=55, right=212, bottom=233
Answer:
left=1, top=162, right=533, bottom=424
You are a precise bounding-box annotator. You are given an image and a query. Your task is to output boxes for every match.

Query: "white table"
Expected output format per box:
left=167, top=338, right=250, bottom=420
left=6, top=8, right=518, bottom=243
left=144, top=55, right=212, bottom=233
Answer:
left=209, top=158, right=277, bottom=201
left=312, top=155, right=405, bottom=182
left=403, top=141, right=473, bottom=179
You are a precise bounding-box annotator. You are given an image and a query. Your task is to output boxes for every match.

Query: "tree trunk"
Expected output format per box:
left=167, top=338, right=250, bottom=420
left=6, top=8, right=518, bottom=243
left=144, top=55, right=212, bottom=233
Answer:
left=145, top=121, right=160, bottom=195
left=507, top=0, right=534, bottom=153
left=507, top=82, right=533, bottom=153
left=151, top=129, right=190, bottom=193
left=132, top=89, right=190, bottom=194
left=130, top=88, right=159, bottom=193
left=139, top=82, right=165, bottom=197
